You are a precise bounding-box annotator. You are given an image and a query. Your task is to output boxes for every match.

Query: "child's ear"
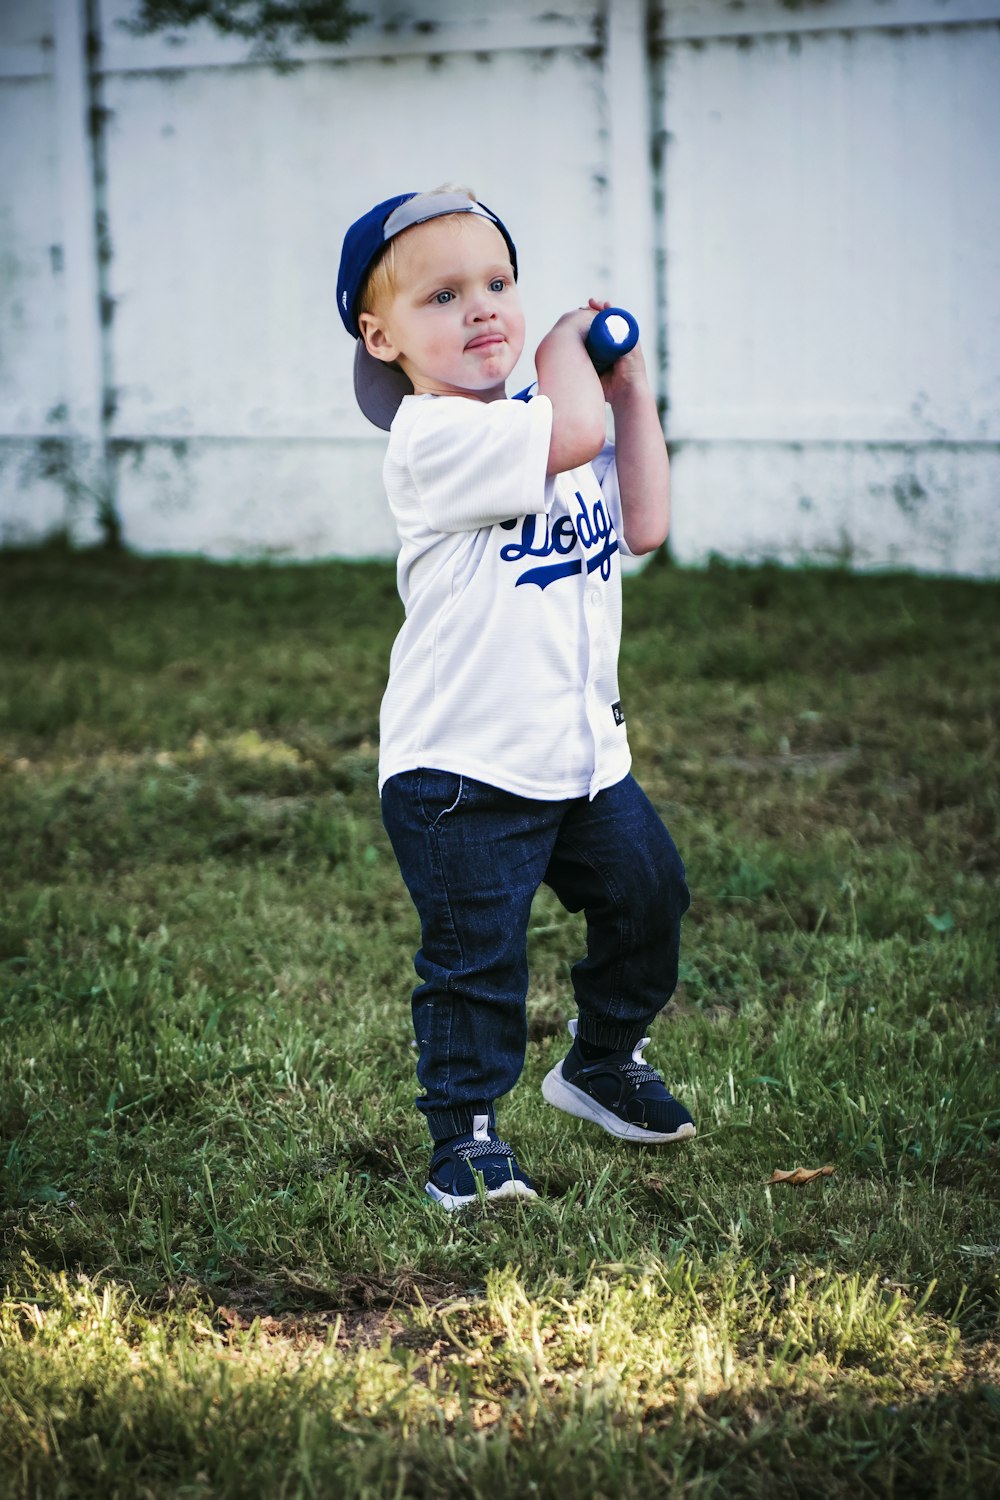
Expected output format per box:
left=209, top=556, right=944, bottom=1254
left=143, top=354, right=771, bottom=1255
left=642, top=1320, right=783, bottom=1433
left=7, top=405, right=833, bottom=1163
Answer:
left=358, top=312, right=399, bottom=365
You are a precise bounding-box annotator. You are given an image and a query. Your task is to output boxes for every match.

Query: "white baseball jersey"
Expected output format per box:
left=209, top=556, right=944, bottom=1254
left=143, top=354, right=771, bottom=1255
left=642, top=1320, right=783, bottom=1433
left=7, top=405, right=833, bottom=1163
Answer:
left=377, top=390, right=633, bottom=801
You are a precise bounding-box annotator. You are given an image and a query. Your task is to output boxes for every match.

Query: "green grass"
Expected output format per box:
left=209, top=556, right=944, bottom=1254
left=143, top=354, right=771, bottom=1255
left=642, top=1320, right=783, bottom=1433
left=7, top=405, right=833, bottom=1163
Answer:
left=1, top=547, right=997, bottom=1498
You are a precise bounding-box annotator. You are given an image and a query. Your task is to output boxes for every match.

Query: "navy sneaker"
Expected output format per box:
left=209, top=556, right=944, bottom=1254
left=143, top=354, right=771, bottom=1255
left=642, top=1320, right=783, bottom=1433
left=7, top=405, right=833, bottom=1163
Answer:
left=425, top=1115, right=538, bottom=1211
left=542, top=1021, right=696, bottom=1143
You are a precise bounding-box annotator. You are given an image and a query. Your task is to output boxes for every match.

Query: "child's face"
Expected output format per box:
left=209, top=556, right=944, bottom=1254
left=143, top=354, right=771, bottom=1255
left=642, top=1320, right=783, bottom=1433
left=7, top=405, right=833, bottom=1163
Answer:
left=359, top=215, right=524, bottom=403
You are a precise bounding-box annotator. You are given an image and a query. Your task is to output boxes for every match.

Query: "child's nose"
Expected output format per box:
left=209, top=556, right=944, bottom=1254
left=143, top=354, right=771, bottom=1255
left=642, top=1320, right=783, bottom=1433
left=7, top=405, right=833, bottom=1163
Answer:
left=468, top=294, right=497, bottom=321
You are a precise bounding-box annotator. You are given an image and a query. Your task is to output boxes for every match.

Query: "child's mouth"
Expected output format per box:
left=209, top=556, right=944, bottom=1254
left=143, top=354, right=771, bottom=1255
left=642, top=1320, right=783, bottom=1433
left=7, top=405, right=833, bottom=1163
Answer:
left=465, top=334, right=506, bottom=351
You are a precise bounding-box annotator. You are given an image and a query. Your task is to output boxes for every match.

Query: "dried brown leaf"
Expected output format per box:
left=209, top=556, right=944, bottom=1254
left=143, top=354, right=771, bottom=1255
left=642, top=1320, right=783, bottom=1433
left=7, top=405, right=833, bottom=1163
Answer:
left=768, top=1165, right=835, bottom=1186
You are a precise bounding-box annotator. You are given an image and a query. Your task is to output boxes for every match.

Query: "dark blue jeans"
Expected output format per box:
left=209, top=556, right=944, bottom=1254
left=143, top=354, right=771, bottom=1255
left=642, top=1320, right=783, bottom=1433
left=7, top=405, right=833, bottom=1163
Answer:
left=380, top=769, right=690, bottom=1142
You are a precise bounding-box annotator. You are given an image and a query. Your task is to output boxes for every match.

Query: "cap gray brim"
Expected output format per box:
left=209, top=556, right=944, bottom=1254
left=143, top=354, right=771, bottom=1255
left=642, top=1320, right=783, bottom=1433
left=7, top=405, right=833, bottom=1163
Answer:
left=354, top=340, right=413, bottom=431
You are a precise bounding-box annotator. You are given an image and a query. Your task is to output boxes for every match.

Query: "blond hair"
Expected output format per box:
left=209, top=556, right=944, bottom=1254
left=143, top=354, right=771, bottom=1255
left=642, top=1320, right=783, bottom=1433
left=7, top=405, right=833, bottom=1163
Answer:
left=359, top=184, right=479, bottom=318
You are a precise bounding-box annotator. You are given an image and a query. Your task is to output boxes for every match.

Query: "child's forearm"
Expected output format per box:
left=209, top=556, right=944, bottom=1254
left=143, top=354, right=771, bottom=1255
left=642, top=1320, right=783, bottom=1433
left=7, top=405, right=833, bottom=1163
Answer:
left=534, top=310, right=607, bottom=476
left=608, top=362, right=670, bottom=555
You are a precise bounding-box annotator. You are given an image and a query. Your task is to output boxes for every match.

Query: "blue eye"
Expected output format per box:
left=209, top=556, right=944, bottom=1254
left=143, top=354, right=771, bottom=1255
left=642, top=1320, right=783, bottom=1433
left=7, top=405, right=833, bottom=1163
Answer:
left=433, top=290, right=454, bottom=304
left=489, top=279, right=506, bottom=293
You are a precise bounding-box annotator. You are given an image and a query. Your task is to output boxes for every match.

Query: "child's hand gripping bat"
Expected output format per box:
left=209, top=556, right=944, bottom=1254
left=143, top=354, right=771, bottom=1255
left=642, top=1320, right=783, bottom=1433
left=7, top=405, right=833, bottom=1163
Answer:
left=585, top=307, right=639, bottom=374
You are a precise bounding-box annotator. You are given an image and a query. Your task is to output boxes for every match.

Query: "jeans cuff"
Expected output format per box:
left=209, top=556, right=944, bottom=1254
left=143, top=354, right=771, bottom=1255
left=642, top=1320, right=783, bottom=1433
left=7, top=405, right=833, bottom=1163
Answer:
left=575, top=1014, right=653, bottom=1051
left=423, top=1103, right=497, bottom=1144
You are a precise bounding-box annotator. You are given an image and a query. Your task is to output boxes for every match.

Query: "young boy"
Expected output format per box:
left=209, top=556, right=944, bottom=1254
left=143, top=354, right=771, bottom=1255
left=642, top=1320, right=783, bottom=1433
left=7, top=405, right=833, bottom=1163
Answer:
left=337, top=187, right=695, bottom=1210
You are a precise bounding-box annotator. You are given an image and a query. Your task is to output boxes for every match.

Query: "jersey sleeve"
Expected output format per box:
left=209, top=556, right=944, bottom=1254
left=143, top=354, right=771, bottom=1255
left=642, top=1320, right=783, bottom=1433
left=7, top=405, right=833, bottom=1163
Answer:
left=591, top=441, right=634, bottom=557
left=405, top=394, right=553, bottom=533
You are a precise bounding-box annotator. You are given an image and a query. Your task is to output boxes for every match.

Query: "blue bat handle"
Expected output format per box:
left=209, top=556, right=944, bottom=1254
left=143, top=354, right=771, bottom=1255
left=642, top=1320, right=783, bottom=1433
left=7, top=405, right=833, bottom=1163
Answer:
left=585, top=307, right=639, bottom=374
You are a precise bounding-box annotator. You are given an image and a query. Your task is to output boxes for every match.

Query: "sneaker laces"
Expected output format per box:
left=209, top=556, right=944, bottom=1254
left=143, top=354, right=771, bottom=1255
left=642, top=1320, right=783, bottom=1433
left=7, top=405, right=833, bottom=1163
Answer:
left=456, top=1136, right=515, bottom=1162
left=617, top=1038, right=667, bottom=1090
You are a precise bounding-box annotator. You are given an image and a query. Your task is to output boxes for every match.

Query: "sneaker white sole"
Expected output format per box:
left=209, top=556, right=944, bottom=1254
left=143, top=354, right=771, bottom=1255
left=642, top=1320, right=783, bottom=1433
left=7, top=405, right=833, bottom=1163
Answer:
left=425, top=1178, right=538, bottom=1212
left=542, top=1062, right=697, bottom=1144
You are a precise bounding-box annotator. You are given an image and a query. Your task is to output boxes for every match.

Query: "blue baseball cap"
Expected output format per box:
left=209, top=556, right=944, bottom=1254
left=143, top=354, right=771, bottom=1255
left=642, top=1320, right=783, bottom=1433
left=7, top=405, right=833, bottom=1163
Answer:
left=337, top=190, right=518, bottom=430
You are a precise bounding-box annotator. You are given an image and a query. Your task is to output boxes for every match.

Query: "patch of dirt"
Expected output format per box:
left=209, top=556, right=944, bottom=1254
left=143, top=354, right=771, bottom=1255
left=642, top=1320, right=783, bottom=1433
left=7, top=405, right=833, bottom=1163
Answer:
left=215, top=1301, right=412, bottom=1348
left=151, top=1267, right=468, bottom=1348
left=526, top=1012, right=567, bottom=1043
left=661, top=992, right=738, bottom=1024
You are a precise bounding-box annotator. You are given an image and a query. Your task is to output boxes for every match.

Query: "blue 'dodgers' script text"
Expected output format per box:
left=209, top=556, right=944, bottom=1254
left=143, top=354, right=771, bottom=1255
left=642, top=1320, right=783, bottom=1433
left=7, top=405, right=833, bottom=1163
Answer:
left=499, top=491, right=619, bottom=590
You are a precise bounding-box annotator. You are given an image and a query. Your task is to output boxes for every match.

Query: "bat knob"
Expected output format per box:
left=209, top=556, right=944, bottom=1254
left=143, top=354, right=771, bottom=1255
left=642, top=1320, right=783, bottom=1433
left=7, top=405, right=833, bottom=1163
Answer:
left=586, top=307, right=639, bottom=374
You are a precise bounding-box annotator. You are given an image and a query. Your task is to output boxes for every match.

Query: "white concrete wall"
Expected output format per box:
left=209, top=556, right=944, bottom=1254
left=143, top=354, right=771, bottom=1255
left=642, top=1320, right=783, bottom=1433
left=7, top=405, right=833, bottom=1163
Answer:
left=99, top=2, right=614, bottom=558
left=0, top=0, right=105, bottom=545
left=1, top=0, right=998, bottom=574
left=658, top=0, right=1000, bottom=574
